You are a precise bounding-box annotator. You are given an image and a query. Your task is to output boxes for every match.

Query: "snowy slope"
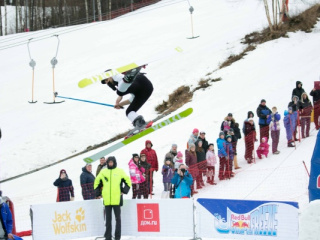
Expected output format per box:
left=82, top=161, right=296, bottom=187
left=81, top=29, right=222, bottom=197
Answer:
left=0, top=0, right=320, bottom=238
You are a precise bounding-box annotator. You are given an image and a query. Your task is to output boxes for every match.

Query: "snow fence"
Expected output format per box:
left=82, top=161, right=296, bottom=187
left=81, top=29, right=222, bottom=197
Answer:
left=30, top=198, right=299, bottom=240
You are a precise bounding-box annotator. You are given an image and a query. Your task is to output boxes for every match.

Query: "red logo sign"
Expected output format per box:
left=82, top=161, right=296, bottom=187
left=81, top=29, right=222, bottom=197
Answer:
left=137, top=203, right=160, bottom=232
left=317, top=175, right=320, bottom=189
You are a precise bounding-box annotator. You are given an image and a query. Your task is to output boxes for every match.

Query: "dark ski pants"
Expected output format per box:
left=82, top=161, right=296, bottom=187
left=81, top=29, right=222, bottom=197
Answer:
left=218, top=157, right=227, bottom=179
left=259, top=125, right=269, bottom=142
left=271, top=130, right=280, bottom=153
left=132, top=181, right=147, bottom=199
left=125, top=75, right=154, bottom=116
left=301, top=117, right=311, bottom=138
left=314, top=102, right=320, bottom=130
left=105, top=205, right=121, bottom=240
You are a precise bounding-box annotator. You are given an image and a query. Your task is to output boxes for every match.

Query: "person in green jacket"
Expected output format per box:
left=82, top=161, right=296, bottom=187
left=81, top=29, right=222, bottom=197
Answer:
left=94, top=156, right=131, bottom=240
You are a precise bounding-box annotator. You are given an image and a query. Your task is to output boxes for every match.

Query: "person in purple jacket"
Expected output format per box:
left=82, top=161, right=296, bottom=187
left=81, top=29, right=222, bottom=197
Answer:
left=267, top=106, right=281, bottom=154
left=161, top=158, right=174, bottom=198
left=283, top=107, right=298, bottom=148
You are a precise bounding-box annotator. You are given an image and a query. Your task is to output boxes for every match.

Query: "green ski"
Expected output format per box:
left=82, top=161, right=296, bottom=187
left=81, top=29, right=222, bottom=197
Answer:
left=84, top=108, right=193, bottom=163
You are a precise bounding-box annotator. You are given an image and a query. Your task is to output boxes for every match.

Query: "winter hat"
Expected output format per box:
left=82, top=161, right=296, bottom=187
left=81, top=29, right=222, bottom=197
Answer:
left=140, top=153, right=146, bottom=157
left=261, top=99, right=266, bottom=103
left=192, top=128, right=199, bottom=134
left=60, top=169, right=67, bottom=174
left=284, top=110, right=289, bottom=117
left=172, top=143, right=178, bottom=148
left=145, top=140, right=153, bottom=148
left=200, top=131, right=206, bottom=135
left=107, top=156, right=117, bottom=169
left=229, top=128, right=234, bottom=132
left=219, top=131, right=225, bottom=137
left=86, top=163, right=92, bottom=166
left=226, top=135, right=232, bottom=140
left=177, top=151, right=183, bottom=158
left=132, top=153, right=139, bottom=159
left=228, top=113, right=233, bottom=117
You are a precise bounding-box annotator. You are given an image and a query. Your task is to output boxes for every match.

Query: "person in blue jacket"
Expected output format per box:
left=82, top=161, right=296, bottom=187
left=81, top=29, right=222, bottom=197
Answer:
left=0, top=197, right=23, bottom=240
left=283, top=107, right=297, bottom=147
left=171, top=164, right=193, bottom=198
left=217, top=132, right=228, bottom=180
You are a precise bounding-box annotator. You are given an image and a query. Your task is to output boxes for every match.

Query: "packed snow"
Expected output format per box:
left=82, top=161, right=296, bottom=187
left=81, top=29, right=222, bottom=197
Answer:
left=1, top=0, right=320, bottom=239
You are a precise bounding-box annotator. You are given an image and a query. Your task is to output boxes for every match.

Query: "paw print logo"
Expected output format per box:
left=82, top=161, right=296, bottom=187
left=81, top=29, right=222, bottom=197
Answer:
left=75, top=207, right=85, bottom=222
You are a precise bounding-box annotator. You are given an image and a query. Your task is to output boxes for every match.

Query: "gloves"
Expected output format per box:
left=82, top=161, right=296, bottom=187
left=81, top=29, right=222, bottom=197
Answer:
left=70, top=197, right=74, bottom=201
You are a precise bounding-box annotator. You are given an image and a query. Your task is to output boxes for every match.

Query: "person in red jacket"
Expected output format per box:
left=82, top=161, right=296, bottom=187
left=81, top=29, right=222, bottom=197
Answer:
left=140, top=140, right=158, bottom=195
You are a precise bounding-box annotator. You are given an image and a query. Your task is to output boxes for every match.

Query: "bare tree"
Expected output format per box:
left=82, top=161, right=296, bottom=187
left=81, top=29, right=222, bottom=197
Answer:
left=4, top=0, right=7, bottom=35
left=0, top=1, right=2, bottom=36
left=263, top=0, right=286, bottom=32
left=97, top=0, right=102, bottom=21
left=85, top=0, right=89, bottom=22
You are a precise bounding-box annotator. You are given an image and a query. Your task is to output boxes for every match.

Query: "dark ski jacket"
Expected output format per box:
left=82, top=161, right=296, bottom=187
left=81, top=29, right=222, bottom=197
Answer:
left=53, top=174, right=74, bottom=202
left=257, top=104, right=272, bottom=126
left=96, top=163, right=106, bottom=177
left=195, top=137, right=209, bottom=153
left=292, top=81, right=305, bottom=101
left=140, top=160, right=151, bottom=183
left=288, top=95, right=300, bottom=112
left=310, top=89, right=320, bottom=103
left=196, top=147, right=206, bottom=163
left=234, top=125, right=242, bottom=140
left=80, top=167, right=96, bottom=200
left=299, top=93, right=313, bottom=117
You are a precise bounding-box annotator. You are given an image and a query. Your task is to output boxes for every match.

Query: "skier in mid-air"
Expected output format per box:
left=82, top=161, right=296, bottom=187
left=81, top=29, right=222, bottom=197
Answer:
left=101, top=67, right=153, bottom=130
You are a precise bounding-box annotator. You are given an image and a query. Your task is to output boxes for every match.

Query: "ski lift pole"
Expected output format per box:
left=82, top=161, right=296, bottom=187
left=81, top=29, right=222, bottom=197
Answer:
left=45, top=35, right=64, bottom=104
left=27, top=38, right=37, bottom=103
left=187, top=6, right=199, bottom=39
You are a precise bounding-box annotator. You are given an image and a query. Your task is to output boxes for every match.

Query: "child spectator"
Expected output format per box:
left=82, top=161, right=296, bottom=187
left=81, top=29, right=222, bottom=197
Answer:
left=185, top=143, right=199, bottom=193
left=256, top=137, right=269, bottom=159
left=171, top=164, right=193, bottom=198
left=284, top=108, right=298, bottom=147
left=225, top=135, right=234, bottom=178
left=217, top=132, right=228, bottom=180
left=161, top=159, right=174, bottom=198
left=268, top=106, right=281, bottom=154
left=173, top=151, right=183, bottom=170
left=128, top=154, right=146, bottom=199
left=140, top=153, right=151, bottom=198
left=299, top=92, right=313, bottom=138
left=243, top=118, right=256, bottom=164
left=206, top=143, right=217, bottom=185
left=196, top=140, right=206, bottom=186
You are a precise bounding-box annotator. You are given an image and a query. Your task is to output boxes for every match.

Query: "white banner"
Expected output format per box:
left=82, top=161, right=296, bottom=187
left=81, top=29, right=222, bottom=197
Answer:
left=117, top=199, right=194, bottom=237
left=196, top=198, right=299, bottom=240
left=31, top=199, right=105, bottom=240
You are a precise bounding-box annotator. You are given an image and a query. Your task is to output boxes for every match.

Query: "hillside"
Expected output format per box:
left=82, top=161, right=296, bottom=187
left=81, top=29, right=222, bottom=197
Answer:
left=0, top=0, right=319, bottom=238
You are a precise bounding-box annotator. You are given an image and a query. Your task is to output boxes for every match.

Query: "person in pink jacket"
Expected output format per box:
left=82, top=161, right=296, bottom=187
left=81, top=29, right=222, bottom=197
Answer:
left=256, top=137, right=269, bottom=159
left=206, top=143, right=217, bottom=185
left=128, top=154, right=146, bottom=199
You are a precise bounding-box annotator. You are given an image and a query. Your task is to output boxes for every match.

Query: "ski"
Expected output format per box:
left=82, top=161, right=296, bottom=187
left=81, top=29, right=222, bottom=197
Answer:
left=83, top=108, right=193, bottom=163
left=78, top=47, right=183, bottom=88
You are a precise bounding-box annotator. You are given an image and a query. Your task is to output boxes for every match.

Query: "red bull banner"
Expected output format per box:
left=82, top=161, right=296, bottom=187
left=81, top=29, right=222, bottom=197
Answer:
left=308, top=130, right=320, bottom=201
left=196, top=198, right=299, bottom=240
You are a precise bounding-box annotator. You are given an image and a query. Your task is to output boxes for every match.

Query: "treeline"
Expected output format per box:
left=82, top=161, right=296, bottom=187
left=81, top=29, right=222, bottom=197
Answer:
left=0, top=0, right=156, bottom=36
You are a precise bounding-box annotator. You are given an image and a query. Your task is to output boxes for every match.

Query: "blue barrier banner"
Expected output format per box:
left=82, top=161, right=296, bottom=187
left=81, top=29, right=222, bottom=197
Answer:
left=308, top=130, right=320, bottom=202
left=196, top=198, right=299, bottom=240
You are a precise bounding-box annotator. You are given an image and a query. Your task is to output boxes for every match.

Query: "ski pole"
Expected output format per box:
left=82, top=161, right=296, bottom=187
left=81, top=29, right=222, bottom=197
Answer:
left=55, top=93, right=123, bottom=108
left=302, top=161, right=310, bottom=177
